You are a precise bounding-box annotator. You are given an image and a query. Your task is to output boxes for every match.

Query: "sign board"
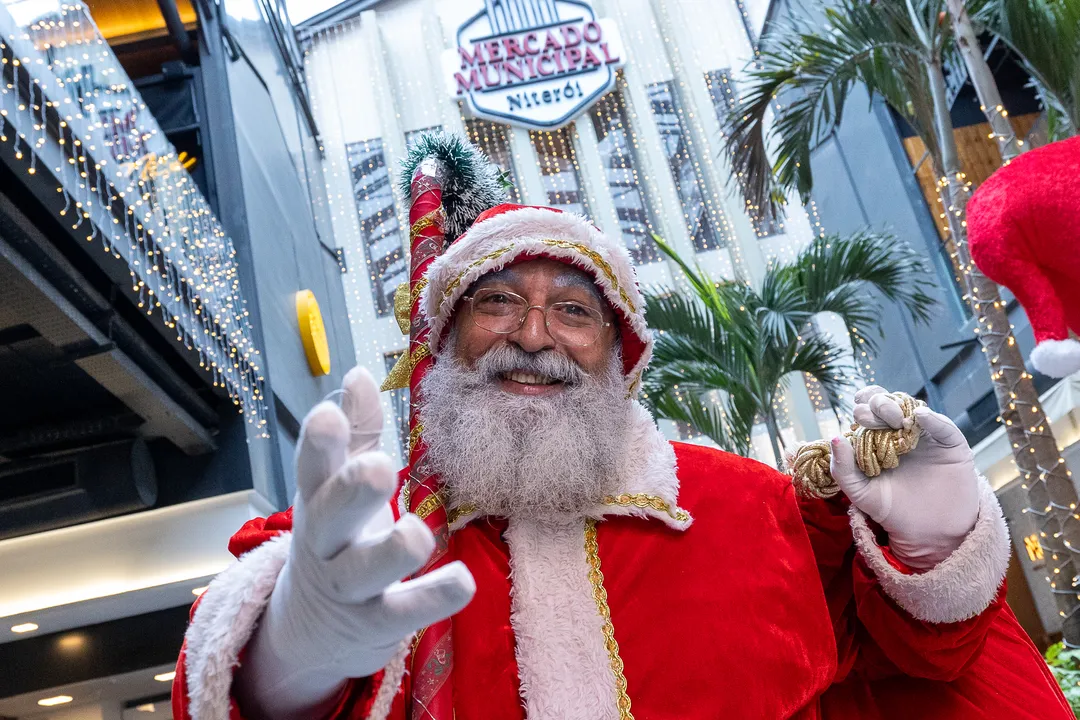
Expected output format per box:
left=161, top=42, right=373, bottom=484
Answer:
left=443, top=0, right=626, bottom=130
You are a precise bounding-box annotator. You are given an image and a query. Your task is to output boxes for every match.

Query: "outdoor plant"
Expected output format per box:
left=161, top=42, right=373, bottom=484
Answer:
left=642, top=230, right=933, bottom=466
left=721, top=0, right=1080, bottom=642
left=1046, top=642, right=1080, bottom=716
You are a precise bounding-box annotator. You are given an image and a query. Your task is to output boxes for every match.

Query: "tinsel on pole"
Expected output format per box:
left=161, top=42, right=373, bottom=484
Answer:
left=403, top=156, right=454, bottom=720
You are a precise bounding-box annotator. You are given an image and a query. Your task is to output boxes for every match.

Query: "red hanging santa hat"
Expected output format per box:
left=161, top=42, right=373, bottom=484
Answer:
left=967, top=135, right=1080, bottom=379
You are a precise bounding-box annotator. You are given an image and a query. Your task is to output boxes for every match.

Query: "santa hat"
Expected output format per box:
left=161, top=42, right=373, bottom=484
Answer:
left=968, top=135, right=1080, bottom=379
left=398, top=132, right=652, bottom=395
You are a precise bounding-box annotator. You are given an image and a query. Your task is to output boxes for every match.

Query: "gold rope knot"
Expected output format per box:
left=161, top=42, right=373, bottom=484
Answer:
left=786, top=392, right=925, bottom=500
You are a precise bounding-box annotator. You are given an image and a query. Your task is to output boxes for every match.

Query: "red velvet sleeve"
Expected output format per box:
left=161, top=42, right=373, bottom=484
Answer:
left=797, top=495, right=1001, bottom=683
left=171, top=507, right=393, bottom=720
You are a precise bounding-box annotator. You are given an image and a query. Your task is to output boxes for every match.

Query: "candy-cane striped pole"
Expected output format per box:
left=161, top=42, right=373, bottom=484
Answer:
left=403, top=157, right=454, bottom=720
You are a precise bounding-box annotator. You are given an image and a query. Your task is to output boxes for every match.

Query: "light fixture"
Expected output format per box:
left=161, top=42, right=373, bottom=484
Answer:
left=191, top=586, right=208, bottom=596
left=135, top=704, right=156, bottom=712
left=38, top=695, right=73, bottom=707
left=154, top=671, right=176, bottom=682
left=11, top=622, right=38, bottom=633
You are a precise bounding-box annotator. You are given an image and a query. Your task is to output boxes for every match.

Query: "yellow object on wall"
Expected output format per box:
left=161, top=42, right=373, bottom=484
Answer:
left=296, top=290, right=331, bottom=376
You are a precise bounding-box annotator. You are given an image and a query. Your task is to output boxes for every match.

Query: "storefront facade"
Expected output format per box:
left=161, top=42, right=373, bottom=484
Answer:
left=301, top=0, right=848, bottom=465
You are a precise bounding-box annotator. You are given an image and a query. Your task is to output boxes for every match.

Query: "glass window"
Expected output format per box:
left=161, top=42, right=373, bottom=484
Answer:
left=464, top=118, right=522, bottom=203
left=705, top=69, right=783, bottom=239
left=346, top=138, right=407, bottom=317
left=647, top=80, right=725, bottom=253
left=530, top=127, right=590, bottom=217
left=590, top=86, right=660, bottom=265
left=384, top=351, right=410, bottom=462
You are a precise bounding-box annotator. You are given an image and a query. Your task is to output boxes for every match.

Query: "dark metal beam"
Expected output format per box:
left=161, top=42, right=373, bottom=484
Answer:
left=155, top=0, right=198, bottom=65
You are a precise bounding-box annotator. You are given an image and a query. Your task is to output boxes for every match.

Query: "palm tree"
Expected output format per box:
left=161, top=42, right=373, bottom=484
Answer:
left=945, top=0, right=1079, bottom=161
left=977, top=0, right=1080, bottom=140
left=945, top=0, right=1024, bottom=159
left=722, top=0, right=1080, bottom=643
left=643, top=230, right=934, bottom=467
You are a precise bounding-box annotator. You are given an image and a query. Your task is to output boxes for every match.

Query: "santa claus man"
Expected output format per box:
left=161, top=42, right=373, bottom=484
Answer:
left=172, top=136, right=1070, bottom=719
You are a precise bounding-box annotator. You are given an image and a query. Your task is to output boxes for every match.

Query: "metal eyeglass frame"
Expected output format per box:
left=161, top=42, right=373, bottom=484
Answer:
left=462, top=288, right=612, bottom=347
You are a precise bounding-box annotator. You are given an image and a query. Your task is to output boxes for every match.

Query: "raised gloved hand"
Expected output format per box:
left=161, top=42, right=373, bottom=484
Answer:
left=236, top=367, right=475, bottom=719
left=830, top=385, right=981, bottom=570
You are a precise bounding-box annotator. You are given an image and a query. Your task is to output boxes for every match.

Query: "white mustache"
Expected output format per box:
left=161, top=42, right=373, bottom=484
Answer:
left=474, top=344, right=588, bottom=385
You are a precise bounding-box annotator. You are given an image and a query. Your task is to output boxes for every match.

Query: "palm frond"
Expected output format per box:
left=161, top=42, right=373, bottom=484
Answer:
left=645, top=390, right=754, bottom=457
left=778, top=230, right=936, bottom=352
left=721, top=0, right=931, bottom=222
left=982, top=0, right=1080, bottom=135
left=786, top=333, right=856, bottom=412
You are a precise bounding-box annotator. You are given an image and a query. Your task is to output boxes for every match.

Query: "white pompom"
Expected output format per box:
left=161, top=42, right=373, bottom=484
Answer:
left=1030, top=338, right=1080, bottom=378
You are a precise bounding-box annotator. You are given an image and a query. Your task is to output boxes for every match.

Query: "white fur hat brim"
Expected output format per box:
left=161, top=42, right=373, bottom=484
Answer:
left=421, top=205, right=652, bottom=394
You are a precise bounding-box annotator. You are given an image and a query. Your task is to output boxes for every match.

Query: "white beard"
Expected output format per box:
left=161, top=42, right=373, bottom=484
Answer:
left=418, top=341, right=632, bottom=518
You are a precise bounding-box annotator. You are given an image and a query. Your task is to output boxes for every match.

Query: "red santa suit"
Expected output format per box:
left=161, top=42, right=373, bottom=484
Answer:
left=170, top=138, right=1070, bottom=719
left=171, top=433, right=1068, bottom=719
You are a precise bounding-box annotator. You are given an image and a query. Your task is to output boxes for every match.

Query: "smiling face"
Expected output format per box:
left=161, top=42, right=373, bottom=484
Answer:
left=450, top=257, right=620, bottom=393
left=419, top=257, right=632, bottom=517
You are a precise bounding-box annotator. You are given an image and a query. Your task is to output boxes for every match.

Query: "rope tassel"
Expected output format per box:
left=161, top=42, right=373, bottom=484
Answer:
left=786, top=392, right=926, bottom=499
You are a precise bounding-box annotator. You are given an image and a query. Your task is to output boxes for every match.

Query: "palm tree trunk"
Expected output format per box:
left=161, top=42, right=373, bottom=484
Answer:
left=764, top=412, right=785, bottom=468
left=945, top=0, right=1024, bottom=161
left=928, top=55, right=1080, bottom=644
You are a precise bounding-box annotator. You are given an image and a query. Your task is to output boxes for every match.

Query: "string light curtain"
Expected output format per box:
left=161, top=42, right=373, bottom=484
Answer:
left=530, top=126, right=590, bottom=217
left=464, top=118, right=522, bottom=203
left=704, top=68, right=782, bottom=239
left=304, top=18, right=412, bottom=463
left=590, top=84, right=661, bottom=265
left=0, top=0, right=267, bottom=429
left=345, top=138, right=407, bottom=317
left=646, top=80, right=726, bottom=253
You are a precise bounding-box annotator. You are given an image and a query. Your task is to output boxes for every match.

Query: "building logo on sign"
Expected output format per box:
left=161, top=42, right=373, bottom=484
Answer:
left=444, top=0, right=625, bottom=130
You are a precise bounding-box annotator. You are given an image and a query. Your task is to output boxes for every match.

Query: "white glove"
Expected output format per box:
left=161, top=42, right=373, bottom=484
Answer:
left=235, top=367, right=475, bottom=719
left=830, top=385, right=980, bottom=571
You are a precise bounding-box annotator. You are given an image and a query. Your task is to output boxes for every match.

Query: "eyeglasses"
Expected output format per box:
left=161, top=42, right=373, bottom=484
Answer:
left=463, top=287, right=611, bottom=347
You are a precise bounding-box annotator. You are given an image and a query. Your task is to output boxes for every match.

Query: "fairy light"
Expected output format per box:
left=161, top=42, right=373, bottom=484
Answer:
left=0, top=1, right=266, bottom=432
left=300, top=0, right=876, bottom=462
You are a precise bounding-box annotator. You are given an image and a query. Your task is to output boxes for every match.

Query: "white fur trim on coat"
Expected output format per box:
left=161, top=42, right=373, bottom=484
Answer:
left=1030, top=338, right=1080, bottom=378
left=185, top=534, right=291, bottom=720
left=850, top=478, right=1010, bottom=624
left=448, top=401, right=690, bottom=532
left=506, top=517, right=619, bottom=720
left=182, top=533, right=405, bottom=720
left=420, top=206, right=653, bottom=391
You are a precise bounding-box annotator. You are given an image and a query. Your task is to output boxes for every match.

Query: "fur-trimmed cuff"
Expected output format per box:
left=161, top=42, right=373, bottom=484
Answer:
left=182, top=533, right=406, bottom=720
left=850, top=479, right=1009, bottom=624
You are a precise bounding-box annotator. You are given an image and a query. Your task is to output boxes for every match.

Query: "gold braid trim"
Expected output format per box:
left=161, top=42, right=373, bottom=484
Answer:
left=410, top=277, right=428, bottom=307
left=408, top=423, right=424, bottom=454
left=447, top=502, right=478, bottom=525
left=414, top=490, right=446, bottom=520
left=411, top=490, right=475, bottom=526
left=409, top=208, right=444, bottom=243
left=541, top=239, right=636, bottom=313
left=585, top=518, right=634, bottom=720
left=787, top=391, right=925, bottom=499
left=602, top=493, right=690, bottom=523
left=441, top=245, right=517, bottom=303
